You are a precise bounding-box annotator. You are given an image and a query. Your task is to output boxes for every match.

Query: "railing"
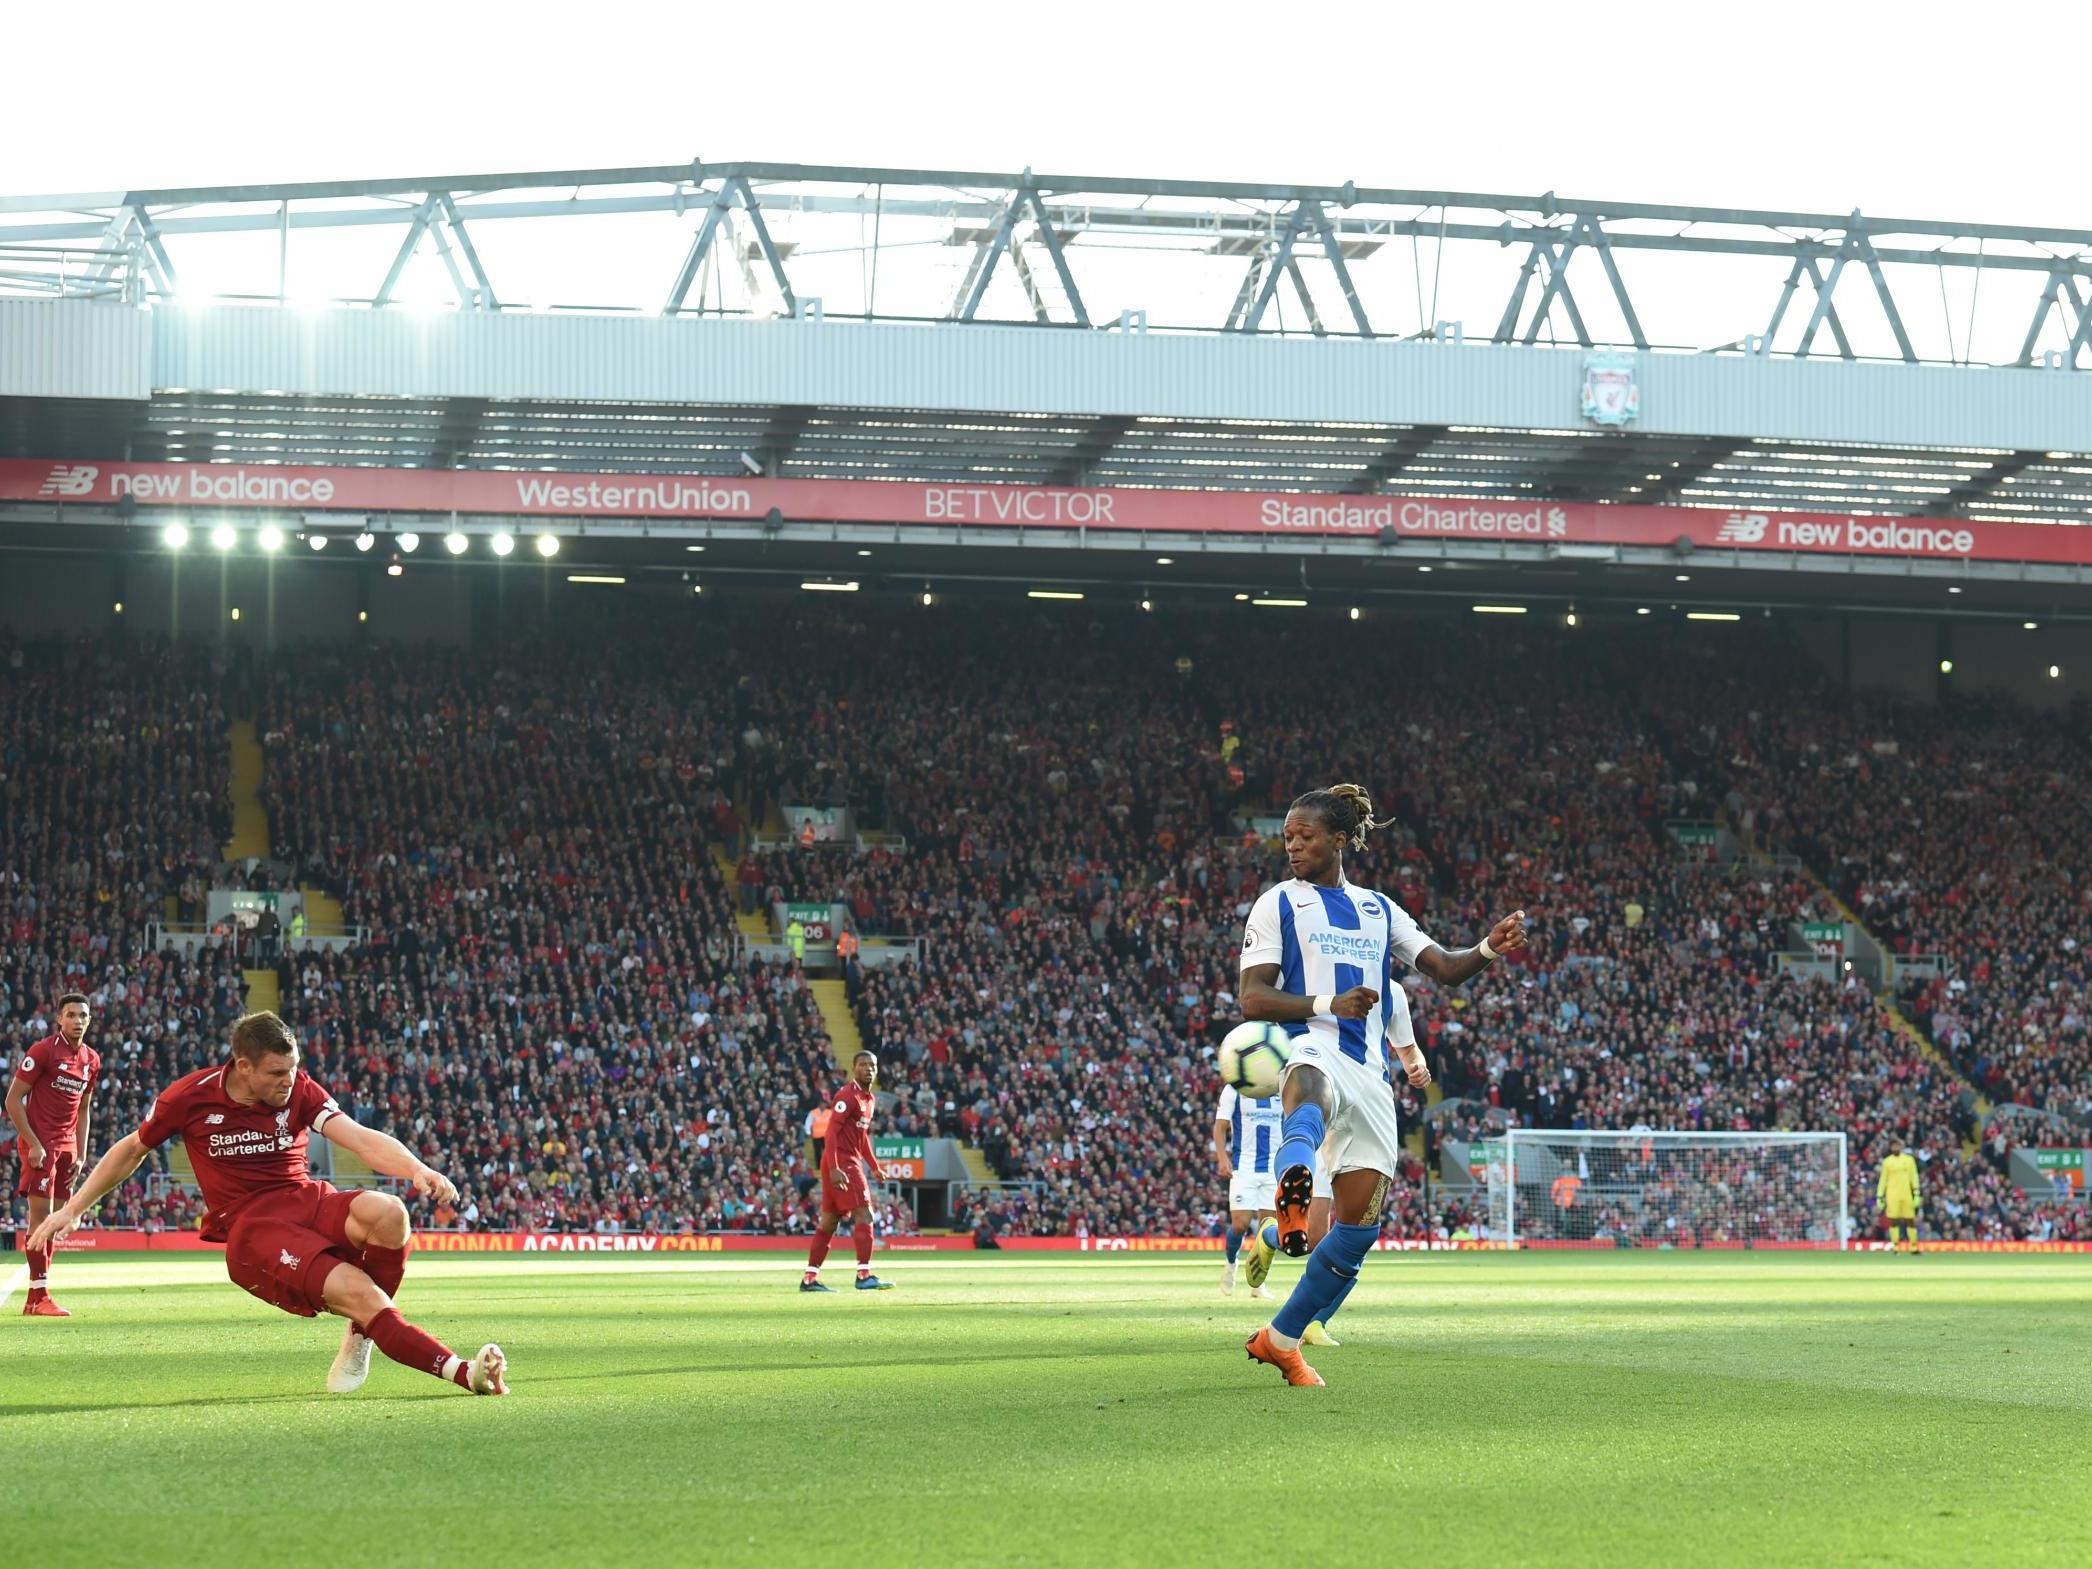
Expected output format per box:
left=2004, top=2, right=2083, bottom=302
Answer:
left=146, top=920, right=369, bottom=955
left=748, top=832, right=906, bottom=854
left=0, top=242, right=140, bottom=301
left=1775, top=953, right=1842, bottom=983
left=735, top=934, right=924, bottom=969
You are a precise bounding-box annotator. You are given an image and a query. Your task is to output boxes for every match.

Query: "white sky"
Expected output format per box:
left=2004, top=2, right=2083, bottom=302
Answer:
left=3, top=0, right=2087, bottom=360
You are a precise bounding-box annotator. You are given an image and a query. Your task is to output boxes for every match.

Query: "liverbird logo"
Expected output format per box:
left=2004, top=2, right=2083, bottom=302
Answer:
left=275, top=1107, right=293, bottom=1150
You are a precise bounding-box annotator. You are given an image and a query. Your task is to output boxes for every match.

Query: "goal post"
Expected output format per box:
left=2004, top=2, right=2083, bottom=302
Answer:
left=1480, top=1130, right=1849, bottom=1250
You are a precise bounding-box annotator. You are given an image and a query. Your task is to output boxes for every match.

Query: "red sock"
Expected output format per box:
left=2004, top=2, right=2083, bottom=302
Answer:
left=362, top=1307, right=468, bottom=1387
left=806, top=1230, right=833, bottom=1273
left=25, top=1242, right=50, bottom=1297
left=362, top=1240, right=408, bottom=1299
left=855, top=1224, right=874, bottom=1270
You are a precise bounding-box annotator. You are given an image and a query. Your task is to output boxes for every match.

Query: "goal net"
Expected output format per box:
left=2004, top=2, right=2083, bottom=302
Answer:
left=1479, top=1130, right=1848, bottom=1250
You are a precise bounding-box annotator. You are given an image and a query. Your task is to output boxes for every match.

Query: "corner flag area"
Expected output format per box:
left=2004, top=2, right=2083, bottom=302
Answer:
left=6, top=1252, right=2086, bottom=1568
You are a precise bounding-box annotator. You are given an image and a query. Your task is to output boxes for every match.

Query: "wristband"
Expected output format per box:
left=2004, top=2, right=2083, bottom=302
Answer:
left=1477, top=935, right=1499, bottom=961
left=1312, top=993, right=1335, bottom=1018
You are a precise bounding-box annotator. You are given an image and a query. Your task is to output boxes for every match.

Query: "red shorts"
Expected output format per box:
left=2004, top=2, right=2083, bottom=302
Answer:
left=16, top=1148, right=76, bottom=1202
left=222, top=1182, right=360, bottom=1319
left=820, top=1161, right=871, bottom=1218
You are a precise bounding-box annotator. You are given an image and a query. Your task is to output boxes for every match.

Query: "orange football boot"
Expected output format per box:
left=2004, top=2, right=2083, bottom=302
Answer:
left=1245, top=1326, right=1325, bottom=1387
left=22, top=1296, right=71, bottom=1317
left=1274, top=1163, right=1315, bottom=1258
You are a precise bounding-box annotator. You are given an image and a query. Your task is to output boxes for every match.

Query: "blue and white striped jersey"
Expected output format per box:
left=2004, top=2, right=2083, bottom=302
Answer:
left=1214, top=1085, right=1284, bottom=1175
left=1241, top=877, right=1434, bottom=1069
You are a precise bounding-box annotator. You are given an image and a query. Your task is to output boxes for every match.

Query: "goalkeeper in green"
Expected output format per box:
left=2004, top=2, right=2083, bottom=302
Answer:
left=1876, top=1138, right=1921, bottom=1254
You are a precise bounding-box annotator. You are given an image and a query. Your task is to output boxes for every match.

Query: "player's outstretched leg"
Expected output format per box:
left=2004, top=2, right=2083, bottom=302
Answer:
left=322, top=1261, right=507, bottom=1395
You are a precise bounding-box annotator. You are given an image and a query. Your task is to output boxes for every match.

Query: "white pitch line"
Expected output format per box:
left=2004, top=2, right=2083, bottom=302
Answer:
left=0, top=1262, right=25, bottom=1314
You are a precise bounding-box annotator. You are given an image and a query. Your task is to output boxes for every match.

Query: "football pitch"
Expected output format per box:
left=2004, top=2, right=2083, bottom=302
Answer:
left=4, top=1252, right=2087, bottom=1568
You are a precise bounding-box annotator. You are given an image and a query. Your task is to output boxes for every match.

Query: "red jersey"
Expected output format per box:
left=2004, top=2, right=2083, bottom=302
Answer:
left=823, top=1081, right=875, bottom=1171
left=137, top=1064, right=343, bottom=1241
left=11, top=1033, right=102, bottom=1153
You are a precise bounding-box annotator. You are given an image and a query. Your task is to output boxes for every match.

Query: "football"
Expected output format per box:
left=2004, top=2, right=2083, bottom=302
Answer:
left=1217, top=1020, right=1293, bottom=1099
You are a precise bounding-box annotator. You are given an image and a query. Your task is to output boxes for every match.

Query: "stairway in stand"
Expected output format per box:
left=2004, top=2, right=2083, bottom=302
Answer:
left=222, top=719, right=278, bottom=1011
left=1406, top=1078, right=1441, bottom=1162
left=1790, top=857, right=1992, bottom=1154
left=300, top=885, right=346, bottom=932
left=809, top=979, right=862, bottom=1075
left=711, top=839, right=771, bottom=942
left=220, top=719, right=372, bottom=1183
left=224, top=720, right=270, bottom=863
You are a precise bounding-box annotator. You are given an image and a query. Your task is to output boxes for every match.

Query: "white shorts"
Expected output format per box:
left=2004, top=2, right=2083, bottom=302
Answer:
left=1230, top=1152, right=1332, bottom=1213
left=1228, top=1171, right=1276, bottom=1212
left=1281, top=1039, right=1402, bottom=1180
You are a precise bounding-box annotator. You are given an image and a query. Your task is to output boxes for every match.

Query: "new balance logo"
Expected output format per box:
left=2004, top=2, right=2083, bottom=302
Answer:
left=37, top=464, right=99, bottom=498
left=205, top=1113, right=225, bottom=1125
left=1715, top=512, right=1769, bottom=544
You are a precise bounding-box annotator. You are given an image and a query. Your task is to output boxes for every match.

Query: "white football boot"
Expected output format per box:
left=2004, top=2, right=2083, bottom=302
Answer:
left=327, top=1324, right=374, bottom=1393
left=468, top=1342, right=510, bottom=1395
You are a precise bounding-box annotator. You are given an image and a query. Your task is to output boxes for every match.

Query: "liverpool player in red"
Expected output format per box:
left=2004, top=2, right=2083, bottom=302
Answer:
left=801, top=1050, right=895, bottom=1292
left=8, top=993, right=100, bottom=1316
left=30, top=1011, right=508, bottom=1395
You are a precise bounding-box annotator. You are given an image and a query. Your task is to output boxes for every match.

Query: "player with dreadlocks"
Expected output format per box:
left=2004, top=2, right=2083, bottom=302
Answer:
left=1237, top=784, right=1528, bottom=1387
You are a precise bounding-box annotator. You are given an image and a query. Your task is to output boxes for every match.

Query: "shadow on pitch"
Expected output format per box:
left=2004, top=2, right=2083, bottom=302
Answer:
left=528, top=1348, right=1094, bottom=1385
left=0, top=1389, right=455, bottom=1417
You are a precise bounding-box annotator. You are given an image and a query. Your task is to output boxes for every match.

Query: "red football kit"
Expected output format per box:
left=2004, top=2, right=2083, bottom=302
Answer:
left=820, top=1080, right=877, bottom=1218
left=12, top=1032, right=101, bottom=1200
left=137, top=1063, right=359, bottom=1317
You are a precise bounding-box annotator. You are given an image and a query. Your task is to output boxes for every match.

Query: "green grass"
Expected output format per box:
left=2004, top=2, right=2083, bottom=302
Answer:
left=4, top=1251, right=2088, bottom=1568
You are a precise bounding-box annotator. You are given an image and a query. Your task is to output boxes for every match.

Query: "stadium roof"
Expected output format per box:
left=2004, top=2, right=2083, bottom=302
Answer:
left=3, top=162, right=2091, bottom=618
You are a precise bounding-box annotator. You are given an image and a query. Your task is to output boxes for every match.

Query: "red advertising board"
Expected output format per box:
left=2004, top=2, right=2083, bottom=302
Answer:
left=4, top=460, right=2089, bottom=566
left=40, top=1229, right=2092, bottom=1254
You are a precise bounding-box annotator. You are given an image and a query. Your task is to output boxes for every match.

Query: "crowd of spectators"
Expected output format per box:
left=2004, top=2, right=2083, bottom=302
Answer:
left=255, top=642, right=853, bottom=1236
left=3, top=605, right=2088, bottom=1246
left=0, top=633, right=243, bottom=1229
left=1647, top=649, right=2092, bottom=1189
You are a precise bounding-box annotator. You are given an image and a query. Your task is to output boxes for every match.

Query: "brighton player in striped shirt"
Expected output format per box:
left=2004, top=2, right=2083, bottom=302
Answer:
left=1213, top=1084, right=1283, bottom=1298
left=1239, top=785, right=1526, bottom=1387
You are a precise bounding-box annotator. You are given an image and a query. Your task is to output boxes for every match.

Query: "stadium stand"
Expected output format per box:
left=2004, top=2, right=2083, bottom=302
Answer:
left=0, top=633, right=243, bottom=1230
left=4, top=607, right=2088, bottom=1243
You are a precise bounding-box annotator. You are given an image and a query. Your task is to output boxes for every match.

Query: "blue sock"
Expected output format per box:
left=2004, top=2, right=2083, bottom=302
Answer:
left=1224, top=1226, right=1244, bottom=1264
left=1272, top=1222, right=1377, bottom=1340
left=1316, top=1272, right=1359, bottom=1326
left=1260, top=1220, right=1279, bottom=1250
left=1273, top=1103, right=1325, bottom=1184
